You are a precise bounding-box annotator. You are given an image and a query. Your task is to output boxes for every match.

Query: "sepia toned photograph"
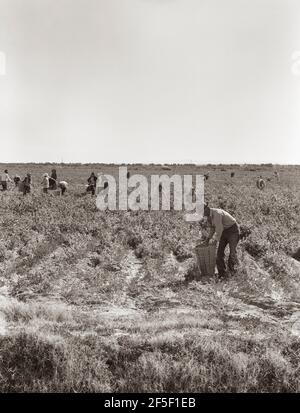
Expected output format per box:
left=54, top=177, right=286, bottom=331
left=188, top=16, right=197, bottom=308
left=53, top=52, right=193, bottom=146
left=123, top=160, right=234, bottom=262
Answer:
left=0, top=0, right=300, bottom=397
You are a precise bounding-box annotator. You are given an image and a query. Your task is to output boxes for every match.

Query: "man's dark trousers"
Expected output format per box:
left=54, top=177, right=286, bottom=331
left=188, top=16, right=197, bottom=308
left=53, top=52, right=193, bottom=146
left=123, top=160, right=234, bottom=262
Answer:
left=216, top=223, right=240, bottom=277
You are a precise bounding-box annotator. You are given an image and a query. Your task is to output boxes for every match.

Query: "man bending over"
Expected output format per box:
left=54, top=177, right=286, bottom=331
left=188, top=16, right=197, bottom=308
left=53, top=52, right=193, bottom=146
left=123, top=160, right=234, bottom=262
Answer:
left=203, top=205, right=240, bottom=279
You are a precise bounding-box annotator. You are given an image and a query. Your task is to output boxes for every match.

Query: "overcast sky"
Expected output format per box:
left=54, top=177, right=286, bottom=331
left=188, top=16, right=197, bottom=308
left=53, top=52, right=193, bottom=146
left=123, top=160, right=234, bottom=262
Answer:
left=0, top=0, right=299, bottom=164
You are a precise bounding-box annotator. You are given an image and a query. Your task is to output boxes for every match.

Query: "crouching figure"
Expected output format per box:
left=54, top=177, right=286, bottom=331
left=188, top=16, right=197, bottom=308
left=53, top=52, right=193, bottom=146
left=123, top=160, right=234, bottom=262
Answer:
left=58, top=181, right=68, bottom=195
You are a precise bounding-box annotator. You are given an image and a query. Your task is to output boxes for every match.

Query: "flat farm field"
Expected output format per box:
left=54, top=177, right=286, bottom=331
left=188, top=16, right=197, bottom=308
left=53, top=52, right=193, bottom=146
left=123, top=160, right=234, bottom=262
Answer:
left=0, top=163, right=299, bottom=392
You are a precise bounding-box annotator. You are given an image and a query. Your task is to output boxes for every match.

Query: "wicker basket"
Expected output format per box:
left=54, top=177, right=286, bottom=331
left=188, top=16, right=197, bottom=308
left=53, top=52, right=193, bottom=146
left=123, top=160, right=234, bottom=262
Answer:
left=195, top=242, right=217, bottom=278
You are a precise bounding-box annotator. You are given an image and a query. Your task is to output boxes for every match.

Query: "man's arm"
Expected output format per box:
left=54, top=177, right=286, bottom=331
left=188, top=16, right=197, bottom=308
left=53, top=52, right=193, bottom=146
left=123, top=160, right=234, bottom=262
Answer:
left=206, top=226, right=215, bottom=243
left=205, top=215, right=216, bottom=244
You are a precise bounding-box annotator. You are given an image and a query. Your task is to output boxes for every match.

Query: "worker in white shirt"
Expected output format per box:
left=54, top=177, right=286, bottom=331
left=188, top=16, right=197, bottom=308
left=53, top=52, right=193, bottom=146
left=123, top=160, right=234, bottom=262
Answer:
left=58, top=181, right=68, bottom=195
left=1, top=169, right=12, bottom=191
left=41, top=173, right=50, bottom=194
left=204, top=204, right=240, bottom=279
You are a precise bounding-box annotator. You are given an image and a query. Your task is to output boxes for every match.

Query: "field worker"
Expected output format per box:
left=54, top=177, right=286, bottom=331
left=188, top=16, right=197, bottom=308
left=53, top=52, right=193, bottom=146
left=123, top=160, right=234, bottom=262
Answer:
left=58, top=181, right=68, bottom=195
left=274, top=171, right=280, bottom=181
left=87, top=172, right=97, bottom=196
left=41, top=173, right=50, bottom=194
left=204, top=204, right=240, bottom=279
left=13, top=175, right=21, bottom=187
left=49, top=177, right=57, bottom=190
left=1, top=169, right=12, bottom=191
left=49, top=169, right=57, bottom=190
left=22, top=173, right=32, bottom=196
left=256, top=176, right=266, bottom=190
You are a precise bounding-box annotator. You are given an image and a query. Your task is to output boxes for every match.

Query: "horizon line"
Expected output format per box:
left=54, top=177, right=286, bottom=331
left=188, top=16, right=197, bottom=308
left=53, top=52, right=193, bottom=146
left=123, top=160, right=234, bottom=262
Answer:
left=0, top=161, right=299, bottom=167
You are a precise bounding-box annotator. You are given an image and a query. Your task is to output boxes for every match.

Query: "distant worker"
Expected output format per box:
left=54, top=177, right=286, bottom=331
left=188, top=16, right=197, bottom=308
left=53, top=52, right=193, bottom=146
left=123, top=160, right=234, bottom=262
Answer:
left=58, top=181, right=68, bottom=195
left=204, top=173, right=209, bottom=181
left=22, top=173, right=32, bottom=196
left=51, top=169, right=57, bottom=181
left=41, top=173, right=50, bottom=194
left=49, top=169, right=57, bottom=190
left=274, top=171, right=280, bottom=181
left=256, top=176, right=266, bottom=190
left=87, top=172, right=97, bottom=196
left=1, top=169, right=12, bottom=191
left=13, top=175, right=21, bottom=187
left=203, top=204, right=240, bottom=279
left=231, top=172, right=235, bottom=178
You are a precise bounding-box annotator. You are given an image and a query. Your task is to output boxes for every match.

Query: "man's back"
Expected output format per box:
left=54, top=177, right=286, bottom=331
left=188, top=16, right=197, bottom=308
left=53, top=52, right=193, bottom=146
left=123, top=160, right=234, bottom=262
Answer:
left=210, top=208, right=237, bottom=238
left=1, top=173, right=9, bottom=182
